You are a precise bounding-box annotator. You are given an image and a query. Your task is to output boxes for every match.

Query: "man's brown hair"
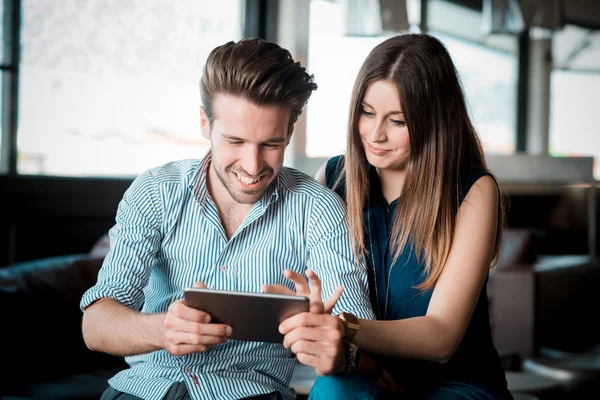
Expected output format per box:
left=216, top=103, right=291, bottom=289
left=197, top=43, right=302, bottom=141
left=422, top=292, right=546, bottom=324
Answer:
left=200, top=38, right=317, bottom=130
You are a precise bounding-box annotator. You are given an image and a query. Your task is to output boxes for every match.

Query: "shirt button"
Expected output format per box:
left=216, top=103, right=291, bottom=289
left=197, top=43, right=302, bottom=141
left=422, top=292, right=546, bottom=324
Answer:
left=184, top=367, right=191, bottom=373
left=220, top=265, right=227, bottom=272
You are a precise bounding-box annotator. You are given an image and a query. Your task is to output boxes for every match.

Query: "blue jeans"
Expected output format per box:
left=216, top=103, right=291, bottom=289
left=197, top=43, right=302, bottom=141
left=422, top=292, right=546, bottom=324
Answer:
left=308, top=374, right=509, bottom=400
left=308, top=373, right=385, bottom=400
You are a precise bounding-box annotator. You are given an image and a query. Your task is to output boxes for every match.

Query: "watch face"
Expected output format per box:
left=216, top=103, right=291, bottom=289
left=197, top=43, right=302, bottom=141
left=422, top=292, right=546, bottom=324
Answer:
left=342, top=312, right=359, bottom=325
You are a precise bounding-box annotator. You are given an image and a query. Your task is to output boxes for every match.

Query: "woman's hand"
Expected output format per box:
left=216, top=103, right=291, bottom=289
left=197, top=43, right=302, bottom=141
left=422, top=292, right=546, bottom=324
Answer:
left=376, top=368, right=404, bottom=394
left=263, top=269, right=347, bottom=375
left=262, top=269, right=344, bottom=314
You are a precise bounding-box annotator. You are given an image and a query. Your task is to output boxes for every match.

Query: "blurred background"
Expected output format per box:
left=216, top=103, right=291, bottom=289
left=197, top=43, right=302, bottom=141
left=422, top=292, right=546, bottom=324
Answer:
left=1, top=1, right=599, bottom=398
left=1, top=0, right=599, bottom=261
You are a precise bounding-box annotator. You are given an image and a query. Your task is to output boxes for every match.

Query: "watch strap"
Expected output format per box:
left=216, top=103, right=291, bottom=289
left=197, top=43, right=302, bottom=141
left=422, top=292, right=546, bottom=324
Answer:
left=344, top=342, right=360, bottom=373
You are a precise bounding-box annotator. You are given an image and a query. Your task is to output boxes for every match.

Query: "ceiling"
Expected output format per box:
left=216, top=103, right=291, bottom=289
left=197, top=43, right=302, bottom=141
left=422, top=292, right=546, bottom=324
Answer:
left=338, top=0, right=600, bottom=71
left=440, top=0, right=600, bottom=71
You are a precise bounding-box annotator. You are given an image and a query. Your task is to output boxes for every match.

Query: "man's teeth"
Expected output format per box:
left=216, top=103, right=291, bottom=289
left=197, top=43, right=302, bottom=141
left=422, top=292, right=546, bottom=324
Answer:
left=235, top=173, right=262, bottom=185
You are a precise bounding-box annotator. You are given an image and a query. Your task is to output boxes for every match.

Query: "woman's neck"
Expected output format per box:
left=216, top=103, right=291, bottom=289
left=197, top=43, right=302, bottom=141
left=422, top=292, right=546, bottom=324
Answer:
left=376, top=167, right=406, bottom=204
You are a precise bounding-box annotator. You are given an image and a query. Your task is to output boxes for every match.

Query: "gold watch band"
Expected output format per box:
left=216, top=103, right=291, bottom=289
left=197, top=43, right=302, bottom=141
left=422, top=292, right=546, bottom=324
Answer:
left=340, top=312, right=360, bottom=343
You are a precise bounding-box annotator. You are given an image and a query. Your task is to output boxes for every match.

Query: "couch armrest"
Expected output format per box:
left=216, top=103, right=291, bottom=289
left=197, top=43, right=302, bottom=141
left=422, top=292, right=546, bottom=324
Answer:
left=488, top=264, right=536, bottom=363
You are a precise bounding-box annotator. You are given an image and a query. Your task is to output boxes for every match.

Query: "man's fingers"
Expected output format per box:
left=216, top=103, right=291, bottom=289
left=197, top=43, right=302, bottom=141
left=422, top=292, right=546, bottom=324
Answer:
left=166, top=343, right=211, bottom=356
left=176, top=331, right=229, bottom=346
left=283, top=270, right=310, bottom=296
left=324, top=285, right=344, bottom=314
left=170, top=299, right=212, bottom=323
left=262, top=284, right=295, bottom=295
left=192, top=281, right=207, bottom=289
left=190, top=322, right=232, bottom=337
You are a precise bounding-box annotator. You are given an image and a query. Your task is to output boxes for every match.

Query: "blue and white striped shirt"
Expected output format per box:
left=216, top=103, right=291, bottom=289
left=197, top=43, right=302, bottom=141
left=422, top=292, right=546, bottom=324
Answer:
left=80, top=151, right=375, bottom=400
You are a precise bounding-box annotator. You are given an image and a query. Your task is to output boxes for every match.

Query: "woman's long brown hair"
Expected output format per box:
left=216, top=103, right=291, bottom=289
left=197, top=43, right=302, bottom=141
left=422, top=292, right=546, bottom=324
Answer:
left=339, top=33, right=506, bottom=291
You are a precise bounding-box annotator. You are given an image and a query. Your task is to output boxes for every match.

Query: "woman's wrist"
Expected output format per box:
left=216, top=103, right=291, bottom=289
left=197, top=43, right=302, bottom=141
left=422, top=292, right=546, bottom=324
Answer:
left=343, top=342, right=360, bottom=372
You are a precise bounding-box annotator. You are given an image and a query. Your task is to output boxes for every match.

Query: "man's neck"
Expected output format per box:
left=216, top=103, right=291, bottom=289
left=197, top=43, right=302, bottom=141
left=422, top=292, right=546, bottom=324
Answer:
left=206, top=163, right=254, bottom=240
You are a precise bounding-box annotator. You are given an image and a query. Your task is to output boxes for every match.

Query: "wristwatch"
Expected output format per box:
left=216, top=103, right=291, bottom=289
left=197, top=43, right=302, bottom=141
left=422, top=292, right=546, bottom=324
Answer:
left=344, top=342, right=361, bottom=373
left=339, top=311, right=360, bottom=343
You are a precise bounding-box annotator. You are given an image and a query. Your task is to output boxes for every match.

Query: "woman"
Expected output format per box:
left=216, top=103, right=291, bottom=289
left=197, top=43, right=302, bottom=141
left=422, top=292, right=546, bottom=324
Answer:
left=309, top=33, right=511, bottom=399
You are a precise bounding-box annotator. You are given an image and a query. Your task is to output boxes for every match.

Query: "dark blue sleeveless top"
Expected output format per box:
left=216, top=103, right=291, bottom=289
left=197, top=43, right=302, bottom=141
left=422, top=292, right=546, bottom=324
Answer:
left=325, top=155, right=508, bottom=396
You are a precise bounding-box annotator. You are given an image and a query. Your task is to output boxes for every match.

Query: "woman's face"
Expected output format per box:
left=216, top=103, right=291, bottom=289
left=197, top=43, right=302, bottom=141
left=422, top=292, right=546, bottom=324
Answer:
left=358, top=80, right=410, bottom=171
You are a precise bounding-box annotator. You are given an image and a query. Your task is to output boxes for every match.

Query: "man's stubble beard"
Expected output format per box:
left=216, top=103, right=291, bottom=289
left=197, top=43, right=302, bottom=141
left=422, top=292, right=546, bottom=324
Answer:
left=213, top=162, right=272, bottom=205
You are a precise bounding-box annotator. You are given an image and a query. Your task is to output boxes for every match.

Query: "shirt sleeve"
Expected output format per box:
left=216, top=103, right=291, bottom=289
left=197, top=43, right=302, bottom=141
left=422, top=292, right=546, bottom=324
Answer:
left=80, top=169, right=163, bottom=312
left=306, top=187, right=375, bottom=320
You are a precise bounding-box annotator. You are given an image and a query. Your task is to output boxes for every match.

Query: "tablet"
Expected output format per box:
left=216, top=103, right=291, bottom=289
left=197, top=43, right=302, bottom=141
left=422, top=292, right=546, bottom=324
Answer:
left=184, top=288, right=310, bottom=343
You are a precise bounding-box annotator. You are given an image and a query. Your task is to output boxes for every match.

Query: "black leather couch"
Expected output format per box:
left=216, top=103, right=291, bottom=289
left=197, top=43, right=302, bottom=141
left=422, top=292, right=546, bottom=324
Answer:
left=1, top=237, right=127, bottom=400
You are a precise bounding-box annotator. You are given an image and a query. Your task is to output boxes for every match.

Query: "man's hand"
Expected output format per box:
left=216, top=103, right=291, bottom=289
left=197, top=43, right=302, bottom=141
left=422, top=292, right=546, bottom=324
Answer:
left=160, top=282, right=232, bottom=356
left=279, top=309, right=346, bottom=375
left=264, top=270, right=347, bottom=376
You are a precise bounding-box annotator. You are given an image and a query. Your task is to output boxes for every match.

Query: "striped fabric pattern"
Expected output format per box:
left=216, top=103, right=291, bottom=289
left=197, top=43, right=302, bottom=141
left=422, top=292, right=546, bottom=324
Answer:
left=80, top=151, right=375, bottom=400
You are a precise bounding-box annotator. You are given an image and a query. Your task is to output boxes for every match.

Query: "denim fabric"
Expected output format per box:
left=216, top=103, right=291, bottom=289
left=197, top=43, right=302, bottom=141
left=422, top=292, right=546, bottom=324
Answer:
left=308, top=373, right=385, bottom=400
left=308, top=374, right=511, bottom=400
left=422, top=381, right=506, bottom=400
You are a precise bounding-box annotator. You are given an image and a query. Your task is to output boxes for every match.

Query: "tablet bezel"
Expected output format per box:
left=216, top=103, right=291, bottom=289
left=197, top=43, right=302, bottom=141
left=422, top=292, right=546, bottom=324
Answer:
left=183, top=288, right=310, bottom=343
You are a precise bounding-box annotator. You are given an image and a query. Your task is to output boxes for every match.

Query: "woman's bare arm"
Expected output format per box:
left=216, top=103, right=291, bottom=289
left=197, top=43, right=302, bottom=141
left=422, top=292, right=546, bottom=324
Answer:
left=352, top=176, right=499, bottom=363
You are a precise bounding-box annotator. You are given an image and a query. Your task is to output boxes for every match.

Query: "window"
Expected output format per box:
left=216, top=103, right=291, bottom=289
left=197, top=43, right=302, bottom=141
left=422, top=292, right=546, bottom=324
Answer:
left=550, top=70, right=600, bottom=180
left=305, top=0, right=517, bottom=158
left=305, top=0, right=401, bottom=158
left=18, top=0, right=243, bottom=177
left=433, top=32, right=518, bottom=155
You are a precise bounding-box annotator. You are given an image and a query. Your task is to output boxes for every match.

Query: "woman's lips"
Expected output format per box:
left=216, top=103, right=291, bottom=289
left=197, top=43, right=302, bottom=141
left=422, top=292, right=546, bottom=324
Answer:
left=367, top=143, right=388, bottom=156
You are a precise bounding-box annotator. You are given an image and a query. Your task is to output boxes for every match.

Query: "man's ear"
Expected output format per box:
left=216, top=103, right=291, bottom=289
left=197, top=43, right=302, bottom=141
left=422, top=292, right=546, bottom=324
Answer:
left=286, top=125, right=295, bottom=146
left=200, top=106, right=210, bottom=140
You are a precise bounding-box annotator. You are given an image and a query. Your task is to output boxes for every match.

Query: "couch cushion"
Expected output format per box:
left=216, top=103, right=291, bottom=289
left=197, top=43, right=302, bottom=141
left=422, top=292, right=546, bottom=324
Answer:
left=0, top=254, right=127, bottom=393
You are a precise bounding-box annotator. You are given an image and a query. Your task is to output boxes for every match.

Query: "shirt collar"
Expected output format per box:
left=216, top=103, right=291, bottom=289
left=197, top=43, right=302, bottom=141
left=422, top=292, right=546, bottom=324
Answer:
left=188, top=148, right=212, bottom=206
left=265, top=173, right=280, bottom=206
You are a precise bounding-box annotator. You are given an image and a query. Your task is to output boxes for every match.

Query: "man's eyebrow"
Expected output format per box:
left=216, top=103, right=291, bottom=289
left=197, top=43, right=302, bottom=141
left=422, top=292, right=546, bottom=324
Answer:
left=362, top=101, right=404, bottom=115
left=222, top=134, right=244, bottom=141
left=263, top=138, right=287, bottom=144
left=222, top=134, right=287, bottom=144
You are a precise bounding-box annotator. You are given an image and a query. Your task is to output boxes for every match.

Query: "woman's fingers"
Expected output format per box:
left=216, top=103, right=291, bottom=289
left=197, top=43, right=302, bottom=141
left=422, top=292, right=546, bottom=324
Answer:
left=264, top=270, right=343, bottom=315
left=305, top=269, right=323, bottom=302
left=283, top=270, right=311, bottom=296
left=324, top=285, right=344, bottom=314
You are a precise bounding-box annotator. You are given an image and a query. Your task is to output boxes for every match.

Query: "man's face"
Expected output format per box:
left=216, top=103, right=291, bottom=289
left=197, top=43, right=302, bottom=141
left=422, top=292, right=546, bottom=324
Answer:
left=201, top=94, right=293, bottom=205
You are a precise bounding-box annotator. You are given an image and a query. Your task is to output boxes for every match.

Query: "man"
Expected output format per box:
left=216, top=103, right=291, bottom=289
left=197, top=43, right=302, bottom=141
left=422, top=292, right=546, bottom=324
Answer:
left=80, top=38, right=374, bottom=400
